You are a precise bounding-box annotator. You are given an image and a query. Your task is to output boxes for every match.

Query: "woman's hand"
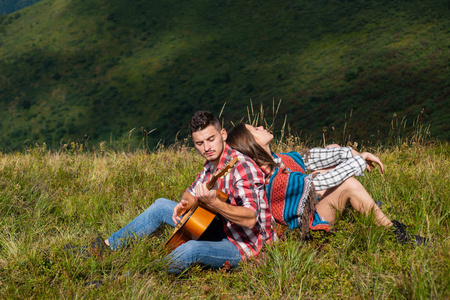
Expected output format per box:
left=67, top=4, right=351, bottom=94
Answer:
left=360, top=152, right=385, bottom=174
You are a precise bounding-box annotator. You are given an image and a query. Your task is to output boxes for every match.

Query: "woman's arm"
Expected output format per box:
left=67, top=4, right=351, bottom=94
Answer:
left=302, top=147, right=354, bottom=171
left=311, top=151, right=384, bottom=191
left=311, top=155, right=367, bottom=191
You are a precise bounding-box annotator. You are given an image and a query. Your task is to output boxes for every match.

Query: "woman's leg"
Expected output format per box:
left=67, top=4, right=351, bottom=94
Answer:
left=315, top=177, right=392, bottom=227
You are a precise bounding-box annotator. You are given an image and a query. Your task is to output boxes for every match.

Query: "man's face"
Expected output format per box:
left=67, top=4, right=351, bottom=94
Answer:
left=192, top=125, right=227, bottom=166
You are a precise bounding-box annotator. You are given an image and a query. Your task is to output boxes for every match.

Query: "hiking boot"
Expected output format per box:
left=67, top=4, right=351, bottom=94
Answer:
left=64, top=235, right=110, bottom=259
left=391, top=220, right=427, bottom=246
left=413, top=234, right=428, bottom=246
left=84, top=280, right=104, bottom=288
left=391, top=220, right=410, bottom=244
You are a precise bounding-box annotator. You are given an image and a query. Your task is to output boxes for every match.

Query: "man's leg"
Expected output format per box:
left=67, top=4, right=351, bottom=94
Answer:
left=164, top=238, right=242, bottom=274
left=107, top=198, right=177, bottom=250
left=315, top=178, right=392, bottom=227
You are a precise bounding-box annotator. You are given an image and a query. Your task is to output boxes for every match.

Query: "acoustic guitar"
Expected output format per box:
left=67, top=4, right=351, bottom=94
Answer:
left=165, top=157, right=239, bottom=251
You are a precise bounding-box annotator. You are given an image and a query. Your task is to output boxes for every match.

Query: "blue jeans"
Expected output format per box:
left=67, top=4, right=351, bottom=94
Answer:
left=107, top=198, right=242, bottom=274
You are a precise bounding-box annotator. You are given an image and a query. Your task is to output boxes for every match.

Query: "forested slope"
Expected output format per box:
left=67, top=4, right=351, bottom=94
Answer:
left=0, top=0, right=41, bottom=14
left=0, top=0, right=448, bottom=150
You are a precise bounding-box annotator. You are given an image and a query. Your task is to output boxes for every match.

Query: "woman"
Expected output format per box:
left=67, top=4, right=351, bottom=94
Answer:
left=227, top=123, right=426, bottom=245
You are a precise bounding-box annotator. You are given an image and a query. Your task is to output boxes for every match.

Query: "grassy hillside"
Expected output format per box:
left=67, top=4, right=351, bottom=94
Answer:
left=0, top=135, right=448, bottom=298
left=0, top=0, right=449, bottom=150
left=0, top=0, right=41, bottom=14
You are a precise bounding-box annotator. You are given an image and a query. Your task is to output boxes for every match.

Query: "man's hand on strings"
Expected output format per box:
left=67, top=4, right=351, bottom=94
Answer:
left=195, top=182, right=218, bottom=206
left=172, top=199, right=189, bottom=225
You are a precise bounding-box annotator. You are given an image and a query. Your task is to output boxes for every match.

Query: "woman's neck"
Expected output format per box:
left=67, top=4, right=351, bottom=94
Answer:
left=262, top=144, right=272, bottom=156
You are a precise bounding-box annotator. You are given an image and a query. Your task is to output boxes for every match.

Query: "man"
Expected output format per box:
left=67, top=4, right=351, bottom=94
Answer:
left=69, top=111, right=274, bottom=274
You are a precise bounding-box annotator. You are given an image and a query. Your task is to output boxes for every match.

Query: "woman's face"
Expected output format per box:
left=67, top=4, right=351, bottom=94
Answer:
left=245, top=124, right=273, bottom=147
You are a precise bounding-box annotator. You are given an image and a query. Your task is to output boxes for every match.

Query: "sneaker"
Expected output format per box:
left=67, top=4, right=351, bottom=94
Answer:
left=64, top=235, right=110, bottom=259
left=391, top=220, right=428, bottom=246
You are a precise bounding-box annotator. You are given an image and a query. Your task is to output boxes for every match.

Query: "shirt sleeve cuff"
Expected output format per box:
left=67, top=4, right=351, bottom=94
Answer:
left=343, top=147, right=354, bottom=160
left=353, top=155, right=367, bottom=177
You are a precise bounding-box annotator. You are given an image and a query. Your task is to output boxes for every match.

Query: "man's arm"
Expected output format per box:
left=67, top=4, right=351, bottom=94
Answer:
left=172, top=166, right=208, bottom=225
left=194, top=182, right=257, bottom=229
left=171, top=192, right=196, bottom=225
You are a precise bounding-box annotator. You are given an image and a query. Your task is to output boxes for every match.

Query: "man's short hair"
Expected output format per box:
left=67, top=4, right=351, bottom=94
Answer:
left=189, top=111, right=221, bottom=134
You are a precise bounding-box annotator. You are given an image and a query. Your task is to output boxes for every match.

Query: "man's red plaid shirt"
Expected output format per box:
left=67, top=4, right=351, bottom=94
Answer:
left=187, top=144, right=275, bottom=258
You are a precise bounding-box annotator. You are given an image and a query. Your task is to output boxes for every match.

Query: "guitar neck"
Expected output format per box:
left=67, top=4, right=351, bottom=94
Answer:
left=204, top=157, right=238, bottom=199
left=206, top=171, right=220, bottom=190
left=204, top=178, right=228, bottom=202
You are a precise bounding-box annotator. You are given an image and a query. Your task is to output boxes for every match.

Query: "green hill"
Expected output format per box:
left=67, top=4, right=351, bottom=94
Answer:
left=0, top=0, right=41, bottom=14
left=0, top=0, right=449, bottom=150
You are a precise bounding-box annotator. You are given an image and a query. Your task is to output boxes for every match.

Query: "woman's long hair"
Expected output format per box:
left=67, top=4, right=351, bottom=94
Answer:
left=227, top=123, right=278, bottom=172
